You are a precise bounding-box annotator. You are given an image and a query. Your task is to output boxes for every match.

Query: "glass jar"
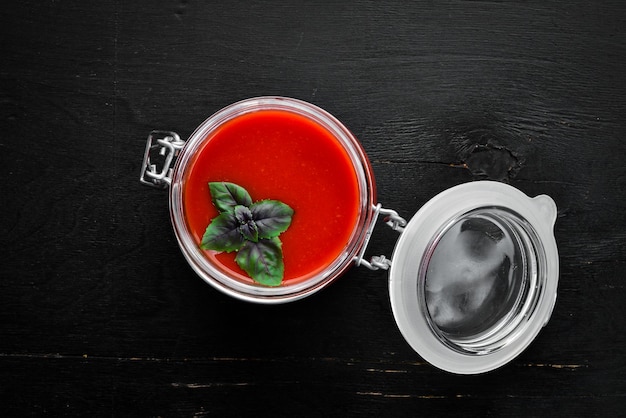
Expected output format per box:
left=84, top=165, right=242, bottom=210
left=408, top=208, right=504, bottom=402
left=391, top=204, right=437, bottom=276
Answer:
left=141, top=97, right=403, bottom=303
left=140, top=96, right=559, bottom=374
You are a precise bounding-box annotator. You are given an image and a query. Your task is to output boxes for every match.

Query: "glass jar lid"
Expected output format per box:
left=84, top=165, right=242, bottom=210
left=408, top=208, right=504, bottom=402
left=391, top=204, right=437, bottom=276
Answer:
left=389, top=181, right=559, bottom=374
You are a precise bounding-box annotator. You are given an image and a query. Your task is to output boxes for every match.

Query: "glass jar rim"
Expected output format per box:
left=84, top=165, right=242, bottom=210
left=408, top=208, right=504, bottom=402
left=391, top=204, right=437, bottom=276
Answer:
left=168, top=97, right=377, bottom=303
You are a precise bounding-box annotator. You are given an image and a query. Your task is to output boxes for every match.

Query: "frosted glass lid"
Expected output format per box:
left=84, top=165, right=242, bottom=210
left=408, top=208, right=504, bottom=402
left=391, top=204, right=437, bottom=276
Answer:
left=389, top=181, right=559, bottom=374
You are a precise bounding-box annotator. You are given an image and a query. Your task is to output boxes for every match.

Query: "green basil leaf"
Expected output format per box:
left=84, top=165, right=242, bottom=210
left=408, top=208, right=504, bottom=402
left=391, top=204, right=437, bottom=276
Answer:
left=239, top=222, right=259, bottom=242
left=250, top=200, right=294, bottom=239
left=235, top=238, right=284, bottom=286
left=234, top=205, right=254, bottom=224
left=234, top=205, right=258, bottom=242
left=209, top=182, right=253, bottom=213
left=200, top=211, right=245, bottom=252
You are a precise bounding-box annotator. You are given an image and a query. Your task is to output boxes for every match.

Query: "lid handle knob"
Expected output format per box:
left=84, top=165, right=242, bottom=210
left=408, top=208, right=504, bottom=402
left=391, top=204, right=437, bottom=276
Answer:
left=531, top=194, right=558, bottom=228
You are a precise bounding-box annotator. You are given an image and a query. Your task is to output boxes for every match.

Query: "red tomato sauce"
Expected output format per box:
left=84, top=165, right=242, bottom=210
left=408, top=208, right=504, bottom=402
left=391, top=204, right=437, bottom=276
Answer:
left=183, top=109, right=361, bottom=285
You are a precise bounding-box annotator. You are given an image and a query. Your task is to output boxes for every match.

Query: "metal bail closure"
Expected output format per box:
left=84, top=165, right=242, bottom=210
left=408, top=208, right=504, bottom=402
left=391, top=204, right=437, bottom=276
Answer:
left=389, top=181, right=559, bottom=374
left=140, top=130, right=185, bottom=188
left=354, top=204, right=406, bottom=271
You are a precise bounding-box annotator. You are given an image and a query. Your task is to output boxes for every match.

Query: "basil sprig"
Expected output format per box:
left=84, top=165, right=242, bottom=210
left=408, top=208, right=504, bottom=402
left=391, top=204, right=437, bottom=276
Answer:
left=200, top=182, right=294, bottom=286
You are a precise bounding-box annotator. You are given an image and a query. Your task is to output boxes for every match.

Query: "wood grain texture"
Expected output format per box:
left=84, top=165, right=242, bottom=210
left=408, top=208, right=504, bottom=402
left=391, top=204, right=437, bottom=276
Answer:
left=1, top=0, right=625, bottom=416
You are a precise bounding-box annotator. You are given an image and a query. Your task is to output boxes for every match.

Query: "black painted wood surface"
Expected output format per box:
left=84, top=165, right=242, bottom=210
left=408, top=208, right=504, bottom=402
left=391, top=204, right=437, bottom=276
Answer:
left=1, top=1, right=625, bottom=416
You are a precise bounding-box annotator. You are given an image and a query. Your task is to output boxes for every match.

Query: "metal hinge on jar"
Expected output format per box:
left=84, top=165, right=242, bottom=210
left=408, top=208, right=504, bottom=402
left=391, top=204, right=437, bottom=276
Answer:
left=354, top=204, right=406, bottom=270
left=140, top=130, right=185, bottom=188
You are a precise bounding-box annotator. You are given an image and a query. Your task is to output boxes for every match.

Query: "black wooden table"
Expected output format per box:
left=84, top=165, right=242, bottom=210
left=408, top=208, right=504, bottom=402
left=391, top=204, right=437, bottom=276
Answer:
left=2, top=1, right=625, bottom=416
